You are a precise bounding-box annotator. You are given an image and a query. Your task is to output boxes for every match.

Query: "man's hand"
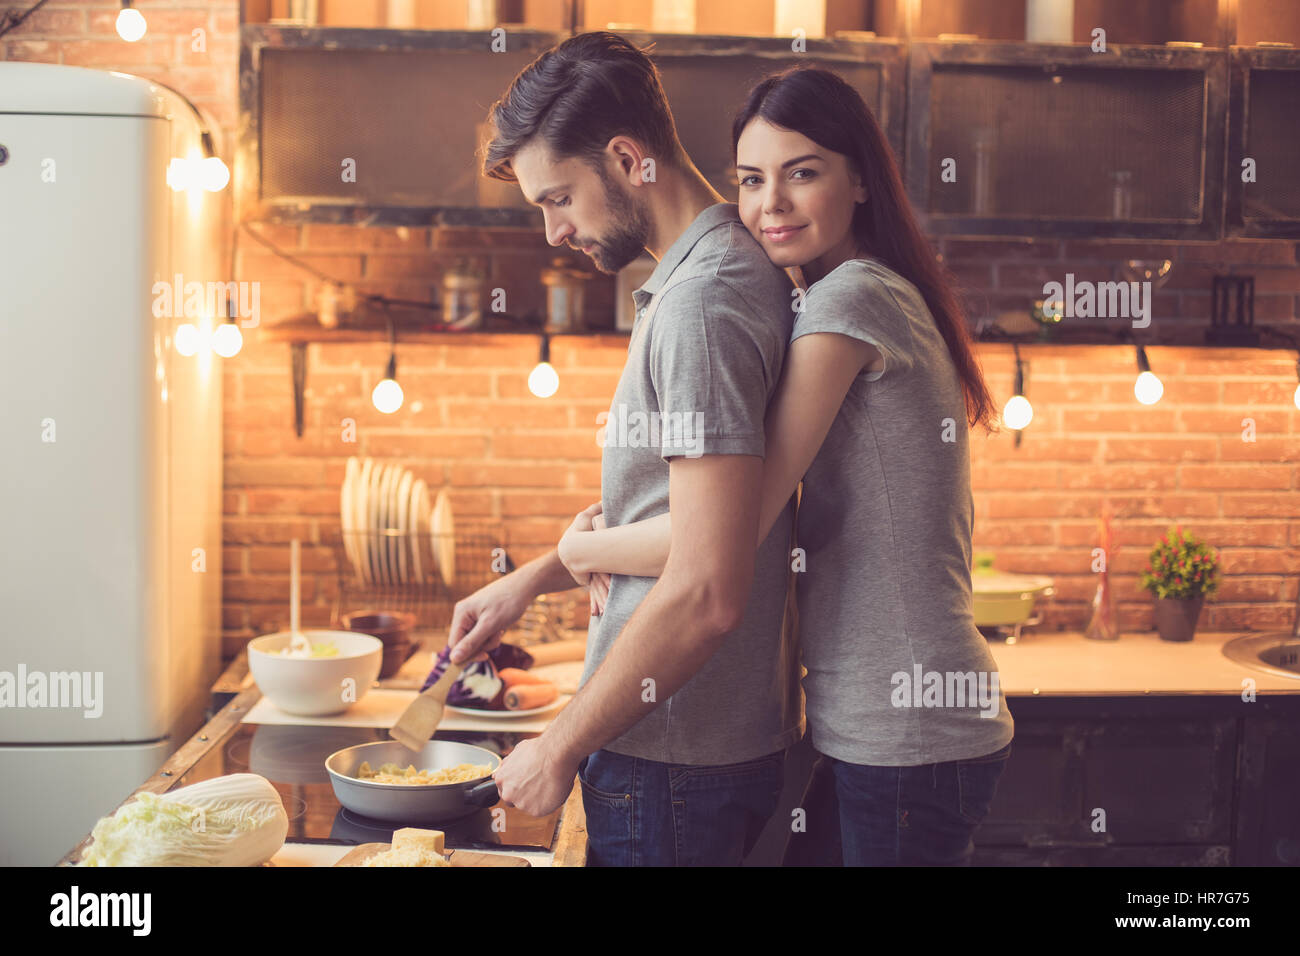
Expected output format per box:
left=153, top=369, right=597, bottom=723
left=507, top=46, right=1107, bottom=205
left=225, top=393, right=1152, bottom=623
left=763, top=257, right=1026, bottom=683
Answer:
left=447, top=572, right=534, bottom=664
left=556, top=502, right=602, bottom=587
left=492, top=734, right=580, bottom=817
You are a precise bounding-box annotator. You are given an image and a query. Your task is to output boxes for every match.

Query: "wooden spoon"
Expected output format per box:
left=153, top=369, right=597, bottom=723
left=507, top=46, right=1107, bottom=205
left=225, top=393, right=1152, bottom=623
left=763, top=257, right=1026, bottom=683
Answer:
left=389, top=659, right=464, bottom=752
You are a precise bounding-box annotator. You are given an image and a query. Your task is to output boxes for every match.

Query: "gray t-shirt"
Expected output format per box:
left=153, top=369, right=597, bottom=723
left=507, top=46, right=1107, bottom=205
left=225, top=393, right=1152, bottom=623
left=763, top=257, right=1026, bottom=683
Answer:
left=580, top=202, right=805, bottom=765
left=792, top=258, right=1014, bottom=766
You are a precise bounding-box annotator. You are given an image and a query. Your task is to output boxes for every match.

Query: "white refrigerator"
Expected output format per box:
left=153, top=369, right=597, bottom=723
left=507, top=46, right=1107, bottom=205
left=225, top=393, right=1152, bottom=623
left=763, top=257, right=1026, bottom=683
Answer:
left=0, top=62, right=223, bottom=865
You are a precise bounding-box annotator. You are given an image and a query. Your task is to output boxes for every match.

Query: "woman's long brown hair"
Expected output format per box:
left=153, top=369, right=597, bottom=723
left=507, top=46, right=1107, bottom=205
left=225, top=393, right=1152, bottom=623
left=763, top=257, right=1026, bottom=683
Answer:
left=733, top=65, right=998, bottom=434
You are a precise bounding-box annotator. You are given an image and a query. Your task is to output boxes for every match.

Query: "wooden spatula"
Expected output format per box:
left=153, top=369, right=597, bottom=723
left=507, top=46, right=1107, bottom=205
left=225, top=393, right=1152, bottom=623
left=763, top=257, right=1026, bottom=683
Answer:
left=389, top=659, right=463, bottom=752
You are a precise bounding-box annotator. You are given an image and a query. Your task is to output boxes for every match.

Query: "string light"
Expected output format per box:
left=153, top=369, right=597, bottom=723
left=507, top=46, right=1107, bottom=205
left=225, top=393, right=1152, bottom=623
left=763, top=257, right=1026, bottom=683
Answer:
left=528, top=333, right=559, bottom=398
left=371, top=308, right=403, bottom=413
left=1134, top=345, right=1164, bottom=405
left=116, top=0, right=146, bottom=42
left=1003, top=346, right=1033, bottom=431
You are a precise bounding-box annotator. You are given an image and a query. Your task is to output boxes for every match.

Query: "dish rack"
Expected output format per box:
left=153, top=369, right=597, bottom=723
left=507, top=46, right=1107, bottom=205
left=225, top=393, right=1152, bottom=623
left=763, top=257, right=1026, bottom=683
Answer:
left=332, top=525, right=505, bottom=632
left=330, top=527, right=583, bottom=643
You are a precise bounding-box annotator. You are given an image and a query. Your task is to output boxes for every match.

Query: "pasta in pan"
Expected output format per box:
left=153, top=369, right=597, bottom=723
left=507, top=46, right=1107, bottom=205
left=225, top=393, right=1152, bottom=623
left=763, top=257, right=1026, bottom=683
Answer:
left=355, top=760, right=491, bottom=786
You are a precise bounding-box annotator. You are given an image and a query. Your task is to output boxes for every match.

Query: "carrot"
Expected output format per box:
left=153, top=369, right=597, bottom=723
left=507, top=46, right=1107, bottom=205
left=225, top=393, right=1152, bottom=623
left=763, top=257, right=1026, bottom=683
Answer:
left=504, top=681, right=558, bottom=710
left=498, top=667, right=548, bottom=688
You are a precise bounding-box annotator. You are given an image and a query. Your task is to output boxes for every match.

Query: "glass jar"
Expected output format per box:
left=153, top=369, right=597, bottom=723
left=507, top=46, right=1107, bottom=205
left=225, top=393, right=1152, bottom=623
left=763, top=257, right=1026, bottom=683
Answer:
left=540, top=257, right=589, bottom=333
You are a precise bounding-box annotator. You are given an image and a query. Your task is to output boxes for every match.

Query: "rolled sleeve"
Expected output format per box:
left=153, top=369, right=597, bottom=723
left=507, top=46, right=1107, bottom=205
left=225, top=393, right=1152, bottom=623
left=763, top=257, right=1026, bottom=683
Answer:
left=648, top=278, right=775, bottom=462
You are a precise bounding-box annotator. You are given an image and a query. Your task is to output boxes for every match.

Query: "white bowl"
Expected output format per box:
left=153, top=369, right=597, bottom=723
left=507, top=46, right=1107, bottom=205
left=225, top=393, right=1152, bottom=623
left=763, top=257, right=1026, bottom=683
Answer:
left=248, top=630, right=383, bottom=716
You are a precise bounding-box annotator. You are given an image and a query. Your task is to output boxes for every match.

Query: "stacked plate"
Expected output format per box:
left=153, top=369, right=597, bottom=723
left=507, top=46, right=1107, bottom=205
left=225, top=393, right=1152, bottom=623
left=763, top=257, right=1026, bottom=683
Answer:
left=340, top=456, right=456, bottom=588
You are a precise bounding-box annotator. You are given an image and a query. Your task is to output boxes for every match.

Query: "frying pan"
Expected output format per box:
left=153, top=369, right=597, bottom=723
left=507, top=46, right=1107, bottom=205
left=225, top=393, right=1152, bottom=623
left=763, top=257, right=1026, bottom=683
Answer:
left=326, top=740, right=500, bottom=824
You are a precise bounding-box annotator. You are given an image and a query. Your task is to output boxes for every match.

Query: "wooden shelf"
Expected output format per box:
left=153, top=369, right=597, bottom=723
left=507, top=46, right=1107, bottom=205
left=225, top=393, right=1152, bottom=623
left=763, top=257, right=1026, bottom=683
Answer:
left=257, top=314, right=628, bottom=345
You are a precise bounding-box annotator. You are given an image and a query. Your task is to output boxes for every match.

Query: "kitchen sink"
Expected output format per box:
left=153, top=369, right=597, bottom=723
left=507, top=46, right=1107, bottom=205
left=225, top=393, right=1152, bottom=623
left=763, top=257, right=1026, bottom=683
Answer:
left=1222, top=633, right=1300, bottom=679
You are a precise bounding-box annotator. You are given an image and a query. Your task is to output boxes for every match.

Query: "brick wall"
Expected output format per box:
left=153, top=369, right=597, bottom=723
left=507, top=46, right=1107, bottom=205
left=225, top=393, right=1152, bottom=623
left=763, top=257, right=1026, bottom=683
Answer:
left=220, top=317, right=1300, bottom=645
left=224, top=229, right=1300, bottom=648
left=6, top=8, right=1299, bottom=652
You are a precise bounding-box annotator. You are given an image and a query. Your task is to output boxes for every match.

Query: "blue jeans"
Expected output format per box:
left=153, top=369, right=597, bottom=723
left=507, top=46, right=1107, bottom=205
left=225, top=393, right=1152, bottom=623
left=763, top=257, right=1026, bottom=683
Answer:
left=827, top=740, right=1012, bottom=866
left=578, top=748, right=786, bottom=866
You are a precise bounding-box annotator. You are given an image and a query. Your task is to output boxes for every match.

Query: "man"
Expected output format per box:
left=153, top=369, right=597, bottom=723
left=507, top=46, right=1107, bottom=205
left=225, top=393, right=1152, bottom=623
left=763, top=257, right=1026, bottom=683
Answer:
left=444, top=31, right=803, bottom=866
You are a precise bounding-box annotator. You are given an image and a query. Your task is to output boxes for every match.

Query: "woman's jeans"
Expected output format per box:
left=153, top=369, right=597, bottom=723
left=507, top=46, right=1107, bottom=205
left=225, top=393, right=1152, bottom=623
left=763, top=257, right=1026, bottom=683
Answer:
left=826, top=740, right=1012, bottom=865
left=578, top=747, right=785, bottom=866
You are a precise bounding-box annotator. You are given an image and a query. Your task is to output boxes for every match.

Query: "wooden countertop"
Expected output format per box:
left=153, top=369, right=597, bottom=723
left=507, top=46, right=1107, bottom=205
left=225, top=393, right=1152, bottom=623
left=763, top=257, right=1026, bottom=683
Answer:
left=988, top=630, right=1300, bottom=696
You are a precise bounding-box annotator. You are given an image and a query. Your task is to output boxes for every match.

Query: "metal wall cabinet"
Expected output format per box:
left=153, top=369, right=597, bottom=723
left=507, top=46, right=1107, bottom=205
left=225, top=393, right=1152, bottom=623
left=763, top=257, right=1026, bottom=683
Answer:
left=905, top=41, right=1229, bottom=240
left=1227, top=45, right=1300, bottom=238
left=237, top=25, right=566, bottom=226
left=237, top=26, right=905, bottom=226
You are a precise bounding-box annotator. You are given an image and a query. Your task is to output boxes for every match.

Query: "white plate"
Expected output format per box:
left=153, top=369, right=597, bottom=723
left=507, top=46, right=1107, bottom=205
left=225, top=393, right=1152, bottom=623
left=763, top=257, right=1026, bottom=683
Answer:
left=355, top=457, right=374, bottom=585
left=376, top=463, right=396, bottom=585
left=368, top=462, right=388, bottom=585
left=431, top=488, right=456, bottom=589
left=341, top=457, right=360, bottom=582
left=408, top=478, right=428, bottom=584
left=393, top=468, right=414, bottom=585
left=445, top=696, right=568, bottom=719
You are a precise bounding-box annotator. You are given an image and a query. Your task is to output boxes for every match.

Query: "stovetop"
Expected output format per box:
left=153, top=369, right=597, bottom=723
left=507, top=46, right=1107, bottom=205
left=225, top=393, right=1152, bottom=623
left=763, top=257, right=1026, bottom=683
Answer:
left=180, top=722, right=558, bottom=851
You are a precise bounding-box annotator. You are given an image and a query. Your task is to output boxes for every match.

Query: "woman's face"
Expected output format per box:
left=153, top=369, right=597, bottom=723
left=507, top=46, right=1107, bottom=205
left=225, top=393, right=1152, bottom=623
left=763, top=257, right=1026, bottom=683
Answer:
left=735, top=117, right=867, bottom=281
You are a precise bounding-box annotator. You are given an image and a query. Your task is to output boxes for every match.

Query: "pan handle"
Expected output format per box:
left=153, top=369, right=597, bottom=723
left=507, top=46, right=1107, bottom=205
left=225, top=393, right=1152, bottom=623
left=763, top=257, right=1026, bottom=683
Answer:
left=464, top=779, right=499, bottom=808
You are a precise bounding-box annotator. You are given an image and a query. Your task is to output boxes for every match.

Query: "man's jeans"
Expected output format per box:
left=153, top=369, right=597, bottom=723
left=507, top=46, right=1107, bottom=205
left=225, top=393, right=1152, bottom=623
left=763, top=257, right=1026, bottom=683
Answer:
left=578, top=748, right=786, bottom=866
left=827, top=740, right=1012, bottom=866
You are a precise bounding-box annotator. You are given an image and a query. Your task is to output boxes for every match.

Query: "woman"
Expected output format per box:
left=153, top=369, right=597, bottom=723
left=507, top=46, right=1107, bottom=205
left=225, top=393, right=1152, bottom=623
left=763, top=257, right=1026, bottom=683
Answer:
left=557, top=65, right=1014, bottom=866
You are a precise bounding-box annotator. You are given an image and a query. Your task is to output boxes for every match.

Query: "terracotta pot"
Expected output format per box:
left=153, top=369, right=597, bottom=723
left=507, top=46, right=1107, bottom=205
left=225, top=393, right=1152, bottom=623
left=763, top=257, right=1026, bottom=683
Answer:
left=379, top=640, right=414, bottom=679
left=341, top=610, right=417, bottom=678
left=1153, top=595, right=1205, bottom=642
left=341, top=610, right=415, bottom=647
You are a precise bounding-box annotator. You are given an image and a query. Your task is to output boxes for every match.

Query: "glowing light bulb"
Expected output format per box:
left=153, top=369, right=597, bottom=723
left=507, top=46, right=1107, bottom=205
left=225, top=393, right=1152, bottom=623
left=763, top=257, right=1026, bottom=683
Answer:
left=1003, top=394, right=1033, bottom=430
left=1134, top=370, right=1163, bottom=405
left=372, top=377, right=404, bottom=413
left=1293, top=382, right=1300, bottom=411
left=200, top=156, right=230, bottom=191
left=212, top=322, right=242, bottom=357
left=528, top=361, right=559, bottom=398
left=175, top=323, right=200, bottom=356
left=116, top=7, right=147, bottom=42
left=166, top=157, right=190, bottom=191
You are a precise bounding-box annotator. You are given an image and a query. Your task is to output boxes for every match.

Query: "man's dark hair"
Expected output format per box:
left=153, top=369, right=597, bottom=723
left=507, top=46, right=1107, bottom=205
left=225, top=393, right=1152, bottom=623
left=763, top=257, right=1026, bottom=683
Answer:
left=482, top=31, right=685, bottom=183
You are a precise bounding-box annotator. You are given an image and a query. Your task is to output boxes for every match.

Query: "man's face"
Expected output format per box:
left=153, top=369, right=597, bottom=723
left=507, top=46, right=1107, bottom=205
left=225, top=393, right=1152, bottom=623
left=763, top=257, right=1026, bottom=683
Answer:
left=511, top=139, right=651, bottom=275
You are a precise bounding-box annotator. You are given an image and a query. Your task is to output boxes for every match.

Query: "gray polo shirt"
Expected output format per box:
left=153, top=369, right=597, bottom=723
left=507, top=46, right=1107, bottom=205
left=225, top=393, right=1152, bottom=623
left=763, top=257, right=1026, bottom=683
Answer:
left=580, top=202, right=805, bottom=765
left=792, top=258, right=1014, bottom=766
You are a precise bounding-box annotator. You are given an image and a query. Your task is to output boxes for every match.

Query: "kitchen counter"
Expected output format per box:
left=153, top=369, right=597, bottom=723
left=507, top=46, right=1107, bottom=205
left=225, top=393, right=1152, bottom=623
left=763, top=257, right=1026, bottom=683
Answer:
left=59, top=630, right=589, bottom=867
left=987, top=630, right=1300, bottom=696
left=58, top=626, right=1296, bottom=867
left=207, top=629, right=1300, bottom=701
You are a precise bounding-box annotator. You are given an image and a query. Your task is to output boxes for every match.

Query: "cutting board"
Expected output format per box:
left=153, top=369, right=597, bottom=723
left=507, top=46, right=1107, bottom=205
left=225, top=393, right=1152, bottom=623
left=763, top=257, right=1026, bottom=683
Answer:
left=335, top=843, right=530, bottom=867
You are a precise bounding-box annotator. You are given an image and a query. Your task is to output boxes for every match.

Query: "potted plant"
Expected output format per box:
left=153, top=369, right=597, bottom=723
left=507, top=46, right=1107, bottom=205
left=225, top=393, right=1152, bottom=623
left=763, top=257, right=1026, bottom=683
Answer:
left=1139, top=526, right=1221, bottom=642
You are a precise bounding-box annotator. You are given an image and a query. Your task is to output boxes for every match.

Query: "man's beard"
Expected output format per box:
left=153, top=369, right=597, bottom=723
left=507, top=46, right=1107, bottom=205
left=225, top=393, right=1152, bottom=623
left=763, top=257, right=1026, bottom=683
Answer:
left=585, top=168, right=651, bottom=274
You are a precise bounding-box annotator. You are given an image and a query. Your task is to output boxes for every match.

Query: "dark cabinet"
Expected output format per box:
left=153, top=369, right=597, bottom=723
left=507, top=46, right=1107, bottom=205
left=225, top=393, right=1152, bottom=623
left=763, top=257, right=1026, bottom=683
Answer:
left=238, top=25, right=566, bottom=225
left=973, top=695, right=1300, bottom=866
left=237, top=26, right=904, bottom=227
left=1227, top=46, right=1300, bottom=238
left=905, top=41, right=1229, bottom=240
